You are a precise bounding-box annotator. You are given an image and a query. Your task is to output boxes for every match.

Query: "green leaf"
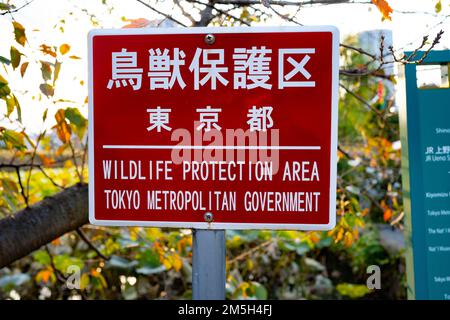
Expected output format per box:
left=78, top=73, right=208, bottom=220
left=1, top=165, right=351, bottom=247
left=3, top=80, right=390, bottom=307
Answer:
left=33, top=250, right=51, bottom=265
left=10, top=46, right=21, bottom=69
left=0, top=129, right=26, bottom=150
left=42, top=108, right=48, bottom=121
left=336, top=283, right=371, bottom=299
left=39, top=83, right=54, bottom=97
left=4, top=95, right=15, bottom=116
left=54, top=255, right=84, bottom=272
left=0, top=74, right=10, bottom=97
left=250, top=282, right=268, bottom=300
left=0, top=55, right=11, bottom=65
left=0, top=3, right=15, bottom=10
left=64, top=107, right=87, bottom=139
left=3, top=94, right=21, bottom=123
left=40, top=61, right=52, bottom=81
left=12, top=21, right=27, bottom=46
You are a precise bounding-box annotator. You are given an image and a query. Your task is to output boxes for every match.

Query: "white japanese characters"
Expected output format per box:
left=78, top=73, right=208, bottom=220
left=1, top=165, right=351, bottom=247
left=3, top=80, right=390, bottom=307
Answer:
left=279, top=48, right=315, bottom=88
left=148, top=48, right=186, bottom=90
left=107, top=47, right=316, bottom=90
left=247, top=106, right=273, bottom=132
left=146, top=106, right=172, bottom=132
left=233, top=46, right=272, bottom=89
left=189, top=49, right=229, bottom=90
left=107, top=48, right=143, bottom=91
left=196, top=106, right=222, bottom=132
left=147, top=105, right=275, bottom=134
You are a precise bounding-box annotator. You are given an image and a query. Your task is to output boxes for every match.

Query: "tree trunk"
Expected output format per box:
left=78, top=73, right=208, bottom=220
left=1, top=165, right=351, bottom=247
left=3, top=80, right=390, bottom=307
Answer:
left=0, top=184, right=88, bottom=268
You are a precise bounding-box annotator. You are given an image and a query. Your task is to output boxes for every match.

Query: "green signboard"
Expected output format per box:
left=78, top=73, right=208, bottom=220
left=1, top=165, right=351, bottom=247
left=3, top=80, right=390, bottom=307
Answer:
left=399, top=50, right=450, bottom=300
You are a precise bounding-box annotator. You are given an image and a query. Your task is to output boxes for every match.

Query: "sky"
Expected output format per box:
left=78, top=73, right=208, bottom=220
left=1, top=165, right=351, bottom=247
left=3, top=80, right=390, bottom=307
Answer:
left=1, top=0, right=449, bottom=134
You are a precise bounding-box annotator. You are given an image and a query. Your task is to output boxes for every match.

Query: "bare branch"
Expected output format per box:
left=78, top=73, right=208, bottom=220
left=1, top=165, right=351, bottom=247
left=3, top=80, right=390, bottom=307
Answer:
left=339, top=83, right=382, bottom=117
left=389, top=30, right=444, bottom=64
left=0, top=0, right=35, bottom=16
left=196, top=0, right=369, bottom=6
left=76, top=228, right=110, bottom=261
left=189, top=0, right=251, bottom=25
left=136, top=0, right=189, bottom=27
left=195, top=0, right=216, bottom=26
left=174, top=0, right=197, bottom=24
left=15, top=166, right=29, bottom=207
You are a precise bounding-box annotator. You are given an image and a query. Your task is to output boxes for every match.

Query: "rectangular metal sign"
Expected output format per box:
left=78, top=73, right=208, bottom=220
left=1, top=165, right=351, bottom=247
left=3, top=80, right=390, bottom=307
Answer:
left=400, top=50, right=450, bottom=299
left=88, top=26, right=339, bottom=229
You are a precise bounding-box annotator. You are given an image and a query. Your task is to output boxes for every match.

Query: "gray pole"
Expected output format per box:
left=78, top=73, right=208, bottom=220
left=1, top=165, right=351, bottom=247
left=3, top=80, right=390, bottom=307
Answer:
left=192, top=229, right=226, bottom=300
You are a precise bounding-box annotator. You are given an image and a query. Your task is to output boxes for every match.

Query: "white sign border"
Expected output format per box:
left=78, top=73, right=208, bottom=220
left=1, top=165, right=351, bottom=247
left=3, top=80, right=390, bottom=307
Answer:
left=88, top=26, right=339, bottom=230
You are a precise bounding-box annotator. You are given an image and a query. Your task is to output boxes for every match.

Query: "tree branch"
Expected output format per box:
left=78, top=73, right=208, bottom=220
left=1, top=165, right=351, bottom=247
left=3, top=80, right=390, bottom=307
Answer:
left=194, top=0, right=368, bottom=6
left=136, top=0, right=188, bottom=27
left=0, top=184, right=88, bottom=268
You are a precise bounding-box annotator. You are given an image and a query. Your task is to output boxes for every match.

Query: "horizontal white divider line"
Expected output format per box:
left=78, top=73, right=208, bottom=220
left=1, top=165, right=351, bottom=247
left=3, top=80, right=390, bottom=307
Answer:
left=102, top=145, right=321, bottom=150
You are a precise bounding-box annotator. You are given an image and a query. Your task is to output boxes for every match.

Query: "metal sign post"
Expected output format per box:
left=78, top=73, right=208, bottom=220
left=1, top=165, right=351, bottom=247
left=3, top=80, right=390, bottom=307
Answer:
left=192, top=228, right=226, bottom=300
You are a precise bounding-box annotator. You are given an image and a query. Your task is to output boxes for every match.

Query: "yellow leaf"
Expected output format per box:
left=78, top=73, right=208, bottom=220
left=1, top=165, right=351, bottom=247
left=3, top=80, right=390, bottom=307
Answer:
left=344, top=232, right=354, bottom=247
left=12, top=21, right=26, bottom=46
left=371, top=0, right=393, bottom=20
left=162, top=258, right=172, bottom=269
left=64, top=159, right=73, bottom=168
left=435, top=0, right=442, bottom=13
left=129, top=227, right=140, bottom=241
left=335, top=227, right=344, bottom=242
left=80, top=273, right=90, bottom=290
left=172, top=254, right=183, bottom=272
left=59, top=43, right=71, bottom=55
left=246, top=258, right=254, bottom=271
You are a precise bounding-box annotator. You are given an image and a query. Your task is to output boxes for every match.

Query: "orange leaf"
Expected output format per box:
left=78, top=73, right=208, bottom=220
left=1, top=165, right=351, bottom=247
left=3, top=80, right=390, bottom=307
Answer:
left=20, top=62, right=28, bottom=78
left=36, top=269, right=54, bottom=284
left=122, top=18, right=151, bottom=29
left=383, top=208, right=393, bottom=221
left=54, top=109, right=71, bottom=144
left=59, top=43, right=71, bottom=55
left=40, top=44, right=57, bottom=57
left=38, top=153, right=53, bottom=166
left=371, top=0, right=393, bottom=20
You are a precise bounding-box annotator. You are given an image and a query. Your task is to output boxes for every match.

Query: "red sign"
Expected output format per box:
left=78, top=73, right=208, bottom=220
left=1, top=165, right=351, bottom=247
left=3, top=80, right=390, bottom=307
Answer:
left=88, top=27, right=339, bottom=230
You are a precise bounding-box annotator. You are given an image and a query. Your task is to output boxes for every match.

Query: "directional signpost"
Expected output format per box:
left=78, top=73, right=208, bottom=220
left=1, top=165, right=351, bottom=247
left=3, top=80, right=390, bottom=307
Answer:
left=88, top=26, right=339, bottom=299
left=400, top=50, right=450, bottom=300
